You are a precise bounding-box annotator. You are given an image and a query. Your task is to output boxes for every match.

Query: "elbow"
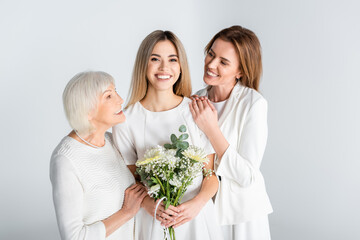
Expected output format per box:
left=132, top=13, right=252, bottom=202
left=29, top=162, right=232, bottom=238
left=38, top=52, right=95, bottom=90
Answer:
left=234, top=167, right=257, bottom=188
left=60, top=224, right=100, bottom=240
left=238, top=172, right=256, bottom=188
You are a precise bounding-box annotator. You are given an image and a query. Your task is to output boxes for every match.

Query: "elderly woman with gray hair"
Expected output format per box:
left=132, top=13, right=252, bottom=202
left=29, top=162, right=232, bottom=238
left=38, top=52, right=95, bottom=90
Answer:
left=50, top=71, right=147, bottom=240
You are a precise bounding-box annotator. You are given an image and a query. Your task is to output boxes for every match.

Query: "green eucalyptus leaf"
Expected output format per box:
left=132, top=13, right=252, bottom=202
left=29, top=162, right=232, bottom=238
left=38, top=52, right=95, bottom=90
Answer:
left=179, top=125, right=186, bottom=132
left=164, top=143, right=173, bottom=149
left=176, top=149, right=183, bottom=157
left=176, top=141, right=188, bottom=149
left=170, top=134, right=177, bottom=143
left=179, top=134, right=189, bottom=140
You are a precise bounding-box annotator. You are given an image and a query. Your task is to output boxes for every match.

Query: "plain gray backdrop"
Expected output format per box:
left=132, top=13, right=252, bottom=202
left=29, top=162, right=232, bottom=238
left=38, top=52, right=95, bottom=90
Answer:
left=1, top=0, right=359, bottom=239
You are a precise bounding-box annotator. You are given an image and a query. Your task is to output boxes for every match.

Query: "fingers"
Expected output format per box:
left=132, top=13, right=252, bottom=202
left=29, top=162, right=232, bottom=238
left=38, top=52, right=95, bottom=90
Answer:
left=171, top=216, right=190, bottom=229
left=127, top=183, right=138, bottom=191
left=189, top=102, right=196, bottom=118
left=191, top=99, right=200, bottom=113
left=205, top=99, right=216, bottom=112
left=197, top=99, right=204, bottom=111
left=162, top=207, right=179, bottom=218
left=139, top=190, right=148, bottom=201
left=189, top=94, right=198, bottom=100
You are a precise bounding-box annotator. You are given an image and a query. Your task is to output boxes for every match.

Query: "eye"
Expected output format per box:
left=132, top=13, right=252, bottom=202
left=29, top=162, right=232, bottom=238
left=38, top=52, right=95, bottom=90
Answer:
left=151, top=57, right=159, bottom=62
left=106, top=94, right=112, bottom=99
left=208, top=51, right=214, bottom=57
left=170, top=58, right=178, bottom=62
left=220, top=61, right=227, bottom=66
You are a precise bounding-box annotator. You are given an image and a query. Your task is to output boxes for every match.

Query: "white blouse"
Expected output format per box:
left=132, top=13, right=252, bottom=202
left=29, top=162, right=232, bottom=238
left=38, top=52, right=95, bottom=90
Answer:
left=50, top=132, right=135, bottom=240
left=210, top=99, right=228, bottom=119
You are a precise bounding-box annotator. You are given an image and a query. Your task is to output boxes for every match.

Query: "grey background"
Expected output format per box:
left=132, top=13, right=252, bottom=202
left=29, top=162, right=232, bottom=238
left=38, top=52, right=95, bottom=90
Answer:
left=1, top=0, right=359, bottom=239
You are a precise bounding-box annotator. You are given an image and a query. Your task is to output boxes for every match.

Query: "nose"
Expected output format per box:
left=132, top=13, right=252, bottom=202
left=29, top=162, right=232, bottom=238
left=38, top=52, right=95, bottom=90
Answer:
left=116, top=92, right=124, bottom=104
left=159, top=59, right=168, bottom=70
left=207, top=57, right=217, bottom=69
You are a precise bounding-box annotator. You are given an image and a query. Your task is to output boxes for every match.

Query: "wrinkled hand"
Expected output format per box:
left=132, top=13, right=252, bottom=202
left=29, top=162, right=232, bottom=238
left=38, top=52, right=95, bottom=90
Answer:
left=163, top=198, right=206, bottom=228
left=122, top=184, right=148, bottom=217
left=189, top=97, right=218, bottom=134
left=142, top=196, right=180, bottom=223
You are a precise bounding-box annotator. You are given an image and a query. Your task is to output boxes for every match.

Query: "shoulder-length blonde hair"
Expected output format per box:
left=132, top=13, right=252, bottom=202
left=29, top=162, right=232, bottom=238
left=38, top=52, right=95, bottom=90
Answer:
left=126, top=30, right=191, bottom=108
left=205, top=25, right=262, bottom=91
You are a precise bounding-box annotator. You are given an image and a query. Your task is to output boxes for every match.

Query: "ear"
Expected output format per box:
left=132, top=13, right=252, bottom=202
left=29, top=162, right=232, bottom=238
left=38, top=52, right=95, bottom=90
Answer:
left=236, top=71, right=242, bottom=80
left=88, top=108, right=96, bottom=121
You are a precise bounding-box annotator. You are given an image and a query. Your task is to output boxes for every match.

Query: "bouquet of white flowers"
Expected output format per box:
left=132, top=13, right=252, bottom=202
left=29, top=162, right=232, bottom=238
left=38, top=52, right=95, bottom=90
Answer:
left=136, top=125, right=212, bottom=240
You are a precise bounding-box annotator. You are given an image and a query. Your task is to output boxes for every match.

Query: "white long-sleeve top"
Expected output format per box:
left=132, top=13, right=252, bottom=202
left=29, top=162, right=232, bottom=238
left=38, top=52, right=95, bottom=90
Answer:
left=50, top=132, right=135, bottom=240
left=196, top=83, right=273, bottom=225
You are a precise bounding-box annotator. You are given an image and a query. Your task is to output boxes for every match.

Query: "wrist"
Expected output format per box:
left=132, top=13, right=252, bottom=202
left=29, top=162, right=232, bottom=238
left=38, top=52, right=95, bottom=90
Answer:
left=192, top=195, right=207, bottom=208
left=117, top=207, right=134, bottom=221
left=205, top=125, right=221, bottom=141
left=141, top=195, right=153, bottom=208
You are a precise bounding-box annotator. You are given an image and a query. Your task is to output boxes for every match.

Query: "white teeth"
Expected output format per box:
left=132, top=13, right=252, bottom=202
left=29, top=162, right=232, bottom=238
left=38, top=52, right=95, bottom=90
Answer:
left=207, top=71, right=218, bottom=77
left=115, top=109, right=122, bottom=114
left=157, top=75, right=171, bottom=79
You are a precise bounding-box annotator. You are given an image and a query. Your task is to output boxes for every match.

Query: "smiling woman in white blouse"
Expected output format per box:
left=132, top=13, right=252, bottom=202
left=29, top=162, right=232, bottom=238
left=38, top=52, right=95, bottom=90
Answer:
left=50, top=71, right=147, bottom=240
left=189, top=26, right=273, bottom=240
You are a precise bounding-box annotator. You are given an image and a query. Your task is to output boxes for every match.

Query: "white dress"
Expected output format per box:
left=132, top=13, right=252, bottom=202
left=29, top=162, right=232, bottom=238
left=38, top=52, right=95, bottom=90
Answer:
left=50, top=132, right=136, bottom=240
left=113, top=97, right=224, bottom=240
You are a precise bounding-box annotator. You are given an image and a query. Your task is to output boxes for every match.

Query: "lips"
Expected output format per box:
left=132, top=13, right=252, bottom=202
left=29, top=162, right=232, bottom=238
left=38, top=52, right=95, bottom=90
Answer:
left=155, top=74, right=172, bottom=80
left=114, top=109, right=123, bottom=115
left=206, top=70, right=219, bottom=77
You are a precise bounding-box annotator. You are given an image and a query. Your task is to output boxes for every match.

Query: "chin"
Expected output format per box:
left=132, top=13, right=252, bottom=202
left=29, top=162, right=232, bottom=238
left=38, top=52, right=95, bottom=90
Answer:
left=203, top=77, right=215, bottom=86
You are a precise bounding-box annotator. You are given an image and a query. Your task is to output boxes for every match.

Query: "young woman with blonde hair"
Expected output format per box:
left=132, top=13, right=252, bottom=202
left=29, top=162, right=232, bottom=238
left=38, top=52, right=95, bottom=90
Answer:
left=113, top=30, right=223, bottom=240
left=189, top=25, right=273, bottom=240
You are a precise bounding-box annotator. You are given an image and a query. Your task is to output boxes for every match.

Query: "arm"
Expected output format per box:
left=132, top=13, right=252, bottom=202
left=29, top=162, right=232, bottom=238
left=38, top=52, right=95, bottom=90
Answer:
left=50, top=154, right=105, bottom=240
left=103, top=184, right=147, bottom=237
left=166, top=154, right=219, bottom=228
left=190, top=97, right=268, bottom=187
left=50, top=155, right=147, bottom=240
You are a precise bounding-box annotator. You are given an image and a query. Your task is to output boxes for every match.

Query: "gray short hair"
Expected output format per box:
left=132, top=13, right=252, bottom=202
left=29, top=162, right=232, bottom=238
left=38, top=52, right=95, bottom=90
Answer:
left=62, top=71, right=114, bottom=135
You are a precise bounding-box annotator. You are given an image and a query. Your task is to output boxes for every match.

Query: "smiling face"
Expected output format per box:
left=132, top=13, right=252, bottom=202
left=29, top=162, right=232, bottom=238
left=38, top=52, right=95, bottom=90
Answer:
left=146, top=40, right=181, bottom=93
left=203, top=38, right=241, bottom=89
left=89, top=84, right=125, bottom=130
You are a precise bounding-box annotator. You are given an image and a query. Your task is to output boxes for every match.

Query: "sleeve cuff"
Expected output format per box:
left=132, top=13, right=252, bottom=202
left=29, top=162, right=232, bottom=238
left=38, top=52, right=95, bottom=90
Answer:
left=89, top=221, right=106, bottom=240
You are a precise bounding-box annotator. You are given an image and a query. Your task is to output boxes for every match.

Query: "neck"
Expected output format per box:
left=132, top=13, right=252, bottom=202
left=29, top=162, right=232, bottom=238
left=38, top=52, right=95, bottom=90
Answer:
left=140, top=87, right=183, bottom=112
left=69, top=128, right=106, bottom=148
left=208, top=82, right=236, bottom=102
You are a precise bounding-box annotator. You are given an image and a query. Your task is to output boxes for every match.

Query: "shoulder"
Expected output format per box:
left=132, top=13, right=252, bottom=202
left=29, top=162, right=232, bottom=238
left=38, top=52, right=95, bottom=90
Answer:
left=234, top=83, right=267, bottom=108
left=50, top=137, right=77, bottom=176
left=123, top=102, right=141, bottom=120
left=51, top=137, right=75, bottom=163
left=194, top=87, right=208, bottom=96
left=178, top=97, right=192, bottom=116
left=182, top=97, right=192, bottom=105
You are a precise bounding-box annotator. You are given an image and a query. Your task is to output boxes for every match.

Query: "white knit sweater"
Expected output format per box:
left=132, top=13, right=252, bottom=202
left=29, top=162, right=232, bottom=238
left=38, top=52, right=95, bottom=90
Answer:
left=50, top=132, right=135, bottom=240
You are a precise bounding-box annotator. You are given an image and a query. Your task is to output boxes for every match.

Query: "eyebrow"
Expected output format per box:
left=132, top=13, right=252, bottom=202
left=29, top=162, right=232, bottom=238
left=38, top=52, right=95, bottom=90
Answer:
left=209, top=49, right=231, bottom=63
left=103, top=90, right=112, bottom=95
left=151, top=54, right=178, bottom=58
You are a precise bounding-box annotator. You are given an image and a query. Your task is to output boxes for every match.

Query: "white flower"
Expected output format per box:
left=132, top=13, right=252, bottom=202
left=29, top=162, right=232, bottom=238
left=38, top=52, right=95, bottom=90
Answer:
left=148, top=184, right=160, bottom=197
left=136, top=145, right=165, bottom=166
left=182, top=145, right=208, bottom=163
left=169, top=176, right=182, bottom=188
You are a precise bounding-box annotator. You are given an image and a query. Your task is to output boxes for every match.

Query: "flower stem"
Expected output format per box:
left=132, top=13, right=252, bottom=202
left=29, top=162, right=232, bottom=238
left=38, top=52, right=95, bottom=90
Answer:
left=155, top=175, right=166, bottom=195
